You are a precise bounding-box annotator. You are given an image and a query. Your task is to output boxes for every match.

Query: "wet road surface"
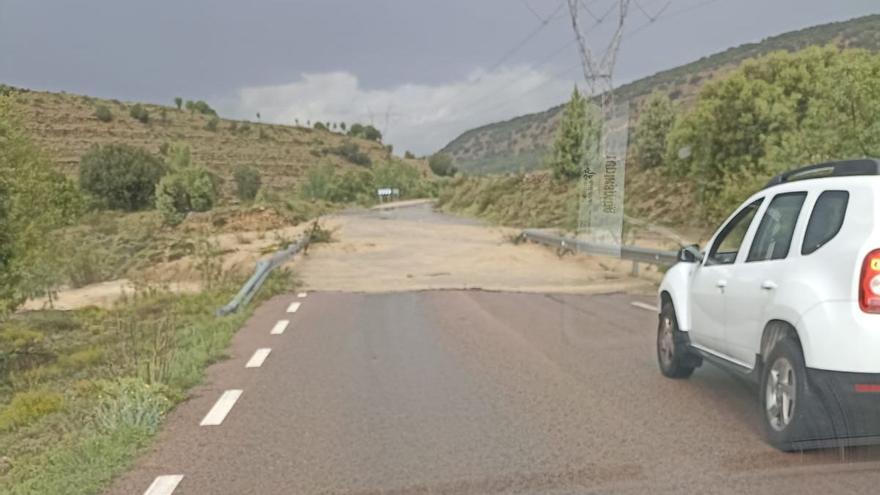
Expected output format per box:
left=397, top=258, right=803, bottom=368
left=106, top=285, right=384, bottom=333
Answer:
left=107, top=290, right=880, bottom=495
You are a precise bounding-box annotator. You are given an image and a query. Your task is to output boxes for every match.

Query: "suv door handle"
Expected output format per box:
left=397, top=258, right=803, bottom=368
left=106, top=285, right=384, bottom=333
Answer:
left=761, top=280, right=778, bottom=290
left=716, top=279, right=728, bottom=288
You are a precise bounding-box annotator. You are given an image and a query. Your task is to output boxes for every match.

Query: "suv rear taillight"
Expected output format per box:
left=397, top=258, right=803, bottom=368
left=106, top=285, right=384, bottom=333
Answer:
left=860, top=249, right=880, bottom=313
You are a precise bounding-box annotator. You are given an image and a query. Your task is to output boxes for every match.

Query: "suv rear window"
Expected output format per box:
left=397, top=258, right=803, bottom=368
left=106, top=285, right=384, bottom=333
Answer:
left=801, top=190, right=849, bottom=255
left=747, top=192, right=807, bottom=262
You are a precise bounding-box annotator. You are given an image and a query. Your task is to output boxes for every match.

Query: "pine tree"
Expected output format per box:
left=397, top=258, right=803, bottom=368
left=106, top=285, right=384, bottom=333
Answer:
left=549, top=86, right=591, bottom=180
left=633, top=91, right=676, bottom=168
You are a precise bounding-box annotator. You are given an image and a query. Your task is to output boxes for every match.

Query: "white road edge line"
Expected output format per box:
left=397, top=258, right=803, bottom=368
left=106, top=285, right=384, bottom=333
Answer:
left=287, top=301, right=301, bottom=313
left=270, top=320, right=289, bottom=335
left=143, top=475, right=184, bottom=495
left=200, top=390, right=243, bottom=426
left=297, top=292, right=308, bottom=298
left=245, top=348, right=272, bottom=368
left=631, top=301, right=659, bottom=312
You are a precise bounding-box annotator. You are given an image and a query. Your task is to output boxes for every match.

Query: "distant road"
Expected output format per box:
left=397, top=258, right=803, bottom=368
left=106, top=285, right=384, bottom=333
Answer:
left=105, top=206, right=880, bottom=495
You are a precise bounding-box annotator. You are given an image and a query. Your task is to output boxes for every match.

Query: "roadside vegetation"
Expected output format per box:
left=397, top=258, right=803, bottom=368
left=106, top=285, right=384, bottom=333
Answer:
left=0, top=269, right=297, bottom=494
left=440, top=45, right=880, bottom=232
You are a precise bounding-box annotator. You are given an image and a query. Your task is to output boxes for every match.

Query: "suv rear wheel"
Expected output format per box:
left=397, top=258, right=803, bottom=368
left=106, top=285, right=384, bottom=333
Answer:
left=760, top=336, right=815, bottom=451
left=657, top=302, right=697, bottom=379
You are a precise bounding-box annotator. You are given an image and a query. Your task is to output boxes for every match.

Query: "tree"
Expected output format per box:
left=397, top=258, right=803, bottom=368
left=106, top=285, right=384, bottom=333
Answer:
left=665, top=45, right=880, bottom=219
left=233, top=164, right=261, bottom=201
left=340, top=122, right=346, bottom=131
left=79, top=144, right=167, bottom=211
left=0, top=96, right=82, bottom=314
left=363, top=125, right=382, bottom=141
left=174, top=97, right=183, bottom=110
left=633, top=92, right=676, bottom=168
left=314, top=121, right=328, bottom=131
left=547, top=86, right=600, bottom=180
left=428, top=152, right=457, bottom=177
left=404, top=151, right=415, bottom=159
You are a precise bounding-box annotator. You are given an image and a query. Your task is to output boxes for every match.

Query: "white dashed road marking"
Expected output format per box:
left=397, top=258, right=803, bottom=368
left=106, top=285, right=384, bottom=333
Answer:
left=270, top=320, right=289, bottom=335
left=631, top=301, right=659, bottom=312
left=143, top=475, right=183, bottom=495
left=245, top=348, right=272, bottom=368
left=287, top=301, right=301, bottom=313
left=200, top=390, right=243, bottom=426
left=297, top=292, right=308, bottom=298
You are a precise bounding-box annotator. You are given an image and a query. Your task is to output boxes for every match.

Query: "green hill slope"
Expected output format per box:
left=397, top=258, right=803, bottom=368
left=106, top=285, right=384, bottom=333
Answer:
left=441, top=14, right=880, bottom=174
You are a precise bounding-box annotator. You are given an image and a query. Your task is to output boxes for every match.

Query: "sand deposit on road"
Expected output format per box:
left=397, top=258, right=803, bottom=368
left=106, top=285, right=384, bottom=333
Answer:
left=293, top=205, right=658, bottom=295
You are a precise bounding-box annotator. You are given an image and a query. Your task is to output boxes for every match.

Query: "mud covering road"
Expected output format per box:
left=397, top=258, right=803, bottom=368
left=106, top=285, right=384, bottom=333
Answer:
left=105, top=206, right=880, bottom=495
left=294, top=204, right=659, bottom=294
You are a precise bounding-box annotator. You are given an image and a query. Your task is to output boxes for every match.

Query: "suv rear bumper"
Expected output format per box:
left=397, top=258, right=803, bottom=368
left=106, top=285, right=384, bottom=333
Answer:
left=806, top=368, right=880, bottom=443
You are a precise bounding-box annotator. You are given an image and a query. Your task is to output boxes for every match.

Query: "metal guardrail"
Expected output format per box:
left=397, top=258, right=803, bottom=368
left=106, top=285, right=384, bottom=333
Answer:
left=521, top=229, right=678, bottom=268
left=216, top=233, right=311, bottom=316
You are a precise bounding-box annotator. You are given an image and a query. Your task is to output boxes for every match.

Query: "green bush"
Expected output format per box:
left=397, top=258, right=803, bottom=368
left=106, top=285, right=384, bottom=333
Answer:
left=428, top=152, right=457, bottom=176
left=0, top=390, right=63, bottom=431
left=94, top=105, right=112, bottom=122
left=347, top=123, right=382, bottom=141
left=233, top=165, right=261, bottom=201
left=313, top=122, right=328, bottom=131
left=331, top=141, right=371, bottom=166
left=205, top=116, right=219, bottom=131
left=79, top=144, right=168, bottom=211
left=184, top=100, right=216, bottom=116
left=404, top=151, right=415, bottom=159
left=155, top=167, right=218, bottom=225
left=129, top=104, right=149, bottom=124
left=173, top=97, right=182, bottom=110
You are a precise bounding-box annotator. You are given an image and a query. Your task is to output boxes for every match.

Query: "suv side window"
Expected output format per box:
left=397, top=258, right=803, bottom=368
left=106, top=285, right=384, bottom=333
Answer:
left=706, top=199, right=763, bottom=266
left=747, top=192, right=807, bottom=262
left=801, top=190, right=849, bottom=255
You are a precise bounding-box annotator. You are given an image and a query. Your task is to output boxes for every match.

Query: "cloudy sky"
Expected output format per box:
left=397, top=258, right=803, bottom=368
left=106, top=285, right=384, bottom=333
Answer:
left=1, top=1, right=878, bottom=154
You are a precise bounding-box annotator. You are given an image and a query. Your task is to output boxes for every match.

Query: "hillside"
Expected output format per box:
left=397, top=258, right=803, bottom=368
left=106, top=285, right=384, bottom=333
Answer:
left=1, top=86, right=406, bottom=197
left=441, top=13, right=880, bottom=174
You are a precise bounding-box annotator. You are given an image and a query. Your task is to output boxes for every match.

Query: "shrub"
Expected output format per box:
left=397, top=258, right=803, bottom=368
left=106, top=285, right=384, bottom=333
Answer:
left=331, top=141, right=371, bottom=166
left=174, top=97, right=182, bottom=110
left=0, top=390, right=63, bottom=431
left=94, top=105, right=112, bottom=122
left=129, top=104, right=149, bottom=124
left=155, top=167, right=217, bottom=225
left=184, top=100, right=216, bottom=116
left=93, top=378, right=172, bottom=434
left=313, top=122, right=328, bottom=131
left=233, top=165, right=261, bottom=201
left=428, top=152, right=457, bottom=176
left=79, top=144, right=167, bottom=211
left=347, top=123, right=382, bottom=141
left=205, top=116, right=219, bottom=131
left=404, top=151, right=415, bottom=159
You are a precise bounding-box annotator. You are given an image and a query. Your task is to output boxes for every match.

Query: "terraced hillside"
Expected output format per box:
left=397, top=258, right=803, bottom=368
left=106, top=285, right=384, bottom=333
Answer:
left=441, top=14, right=880, bottom=174
left=4, top=87, right=400, bottom=198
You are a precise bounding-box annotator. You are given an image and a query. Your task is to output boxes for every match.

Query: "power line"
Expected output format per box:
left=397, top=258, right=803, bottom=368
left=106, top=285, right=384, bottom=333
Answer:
left=626, top=0, right=721, bottom=38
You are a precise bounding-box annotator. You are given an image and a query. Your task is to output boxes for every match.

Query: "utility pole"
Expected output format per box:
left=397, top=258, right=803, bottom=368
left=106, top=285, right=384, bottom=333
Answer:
left=566, top=0, right=632, bottom=254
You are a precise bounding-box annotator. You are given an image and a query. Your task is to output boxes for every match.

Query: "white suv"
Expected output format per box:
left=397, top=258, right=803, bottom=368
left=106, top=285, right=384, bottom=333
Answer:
left=657, top=159, right=880, bottom=451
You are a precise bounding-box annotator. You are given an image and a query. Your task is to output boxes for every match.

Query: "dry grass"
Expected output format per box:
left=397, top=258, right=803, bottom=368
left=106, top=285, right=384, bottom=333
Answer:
left=12, top=89, right=397, bottom=199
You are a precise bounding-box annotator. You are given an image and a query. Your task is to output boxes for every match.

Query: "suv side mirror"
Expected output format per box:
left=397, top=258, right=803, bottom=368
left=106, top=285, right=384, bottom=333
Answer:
left=678, top=244, right=702, bottom=263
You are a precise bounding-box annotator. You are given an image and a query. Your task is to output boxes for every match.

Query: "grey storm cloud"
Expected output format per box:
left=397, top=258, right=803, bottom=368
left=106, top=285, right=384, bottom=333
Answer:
left=1, top=0, right=877, bottom=153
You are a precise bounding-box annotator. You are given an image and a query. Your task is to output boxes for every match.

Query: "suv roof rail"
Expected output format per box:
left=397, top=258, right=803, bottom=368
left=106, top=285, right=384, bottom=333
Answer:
left=764, top=158, right=880, bottom=189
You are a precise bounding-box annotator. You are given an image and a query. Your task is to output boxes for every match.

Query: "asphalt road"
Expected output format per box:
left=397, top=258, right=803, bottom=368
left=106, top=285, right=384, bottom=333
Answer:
left=107, top=289, right=880, bottom=495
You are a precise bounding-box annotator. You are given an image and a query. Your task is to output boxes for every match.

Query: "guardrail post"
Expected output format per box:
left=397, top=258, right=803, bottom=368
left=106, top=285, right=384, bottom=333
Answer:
left=631, top=260, right=639, bottom=277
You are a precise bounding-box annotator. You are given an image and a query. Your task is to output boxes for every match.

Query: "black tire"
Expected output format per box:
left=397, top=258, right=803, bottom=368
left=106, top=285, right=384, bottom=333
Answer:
left=657, top=302, right=697, bottom=379
left=760, top=336, right=818, bottom=451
